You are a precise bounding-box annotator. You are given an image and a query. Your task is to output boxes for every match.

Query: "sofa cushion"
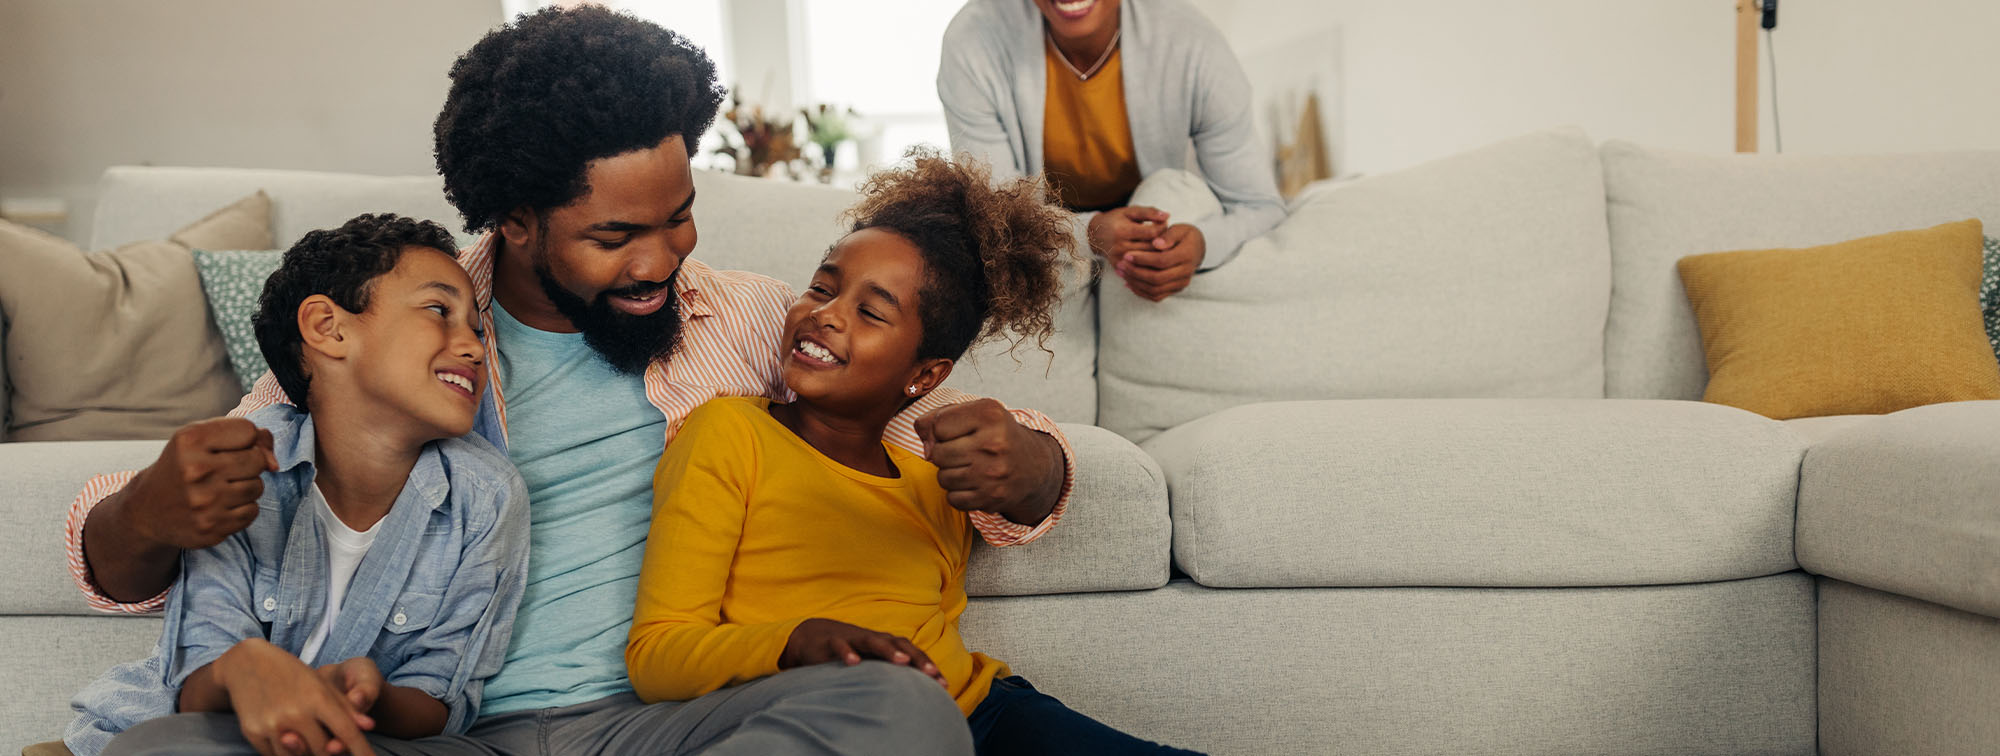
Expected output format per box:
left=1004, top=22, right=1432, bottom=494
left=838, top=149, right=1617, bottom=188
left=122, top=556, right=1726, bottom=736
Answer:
left=1983, top=236, right=1999, bottom=363
left=90, top=166, right=456, bottom=250
left=191, top=248, right=285, bottom=392
left=1600, top=142, right=2000, bottom=401
left=0, top=616, right=160, bottom=756
left=960, top=576, right=1815, bottom=756
left=1098, top=128, right=1612, bottom=443
left=1798, top=400, right=2000, bottom=619
left=1144, top=399, right=1803, bottom=588
left=2, top=194, right=270, bottom=441
left=1817, top=579, right=2000, bottom=756
left=1782, top=414, right=1877, bottom=447
left=1677, top=219, right=2000, bottom=418
left=966, top=424, right=1170, bottom=596
left=0, top=440, right=168, bottom=615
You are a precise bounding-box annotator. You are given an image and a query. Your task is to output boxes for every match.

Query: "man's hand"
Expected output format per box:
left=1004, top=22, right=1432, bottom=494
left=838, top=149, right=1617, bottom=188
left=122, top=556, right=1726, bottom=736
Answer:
left=1087, top=205, right=1171, bottom=260
left=316, top=658, right=385, bottom=718
left=86, top=418, right=278, bottom=602
left=213, top=639, right=376, bottom=756
left=912, top=399, right=1063, bottom=526
left=781, top=618, right=947, bottom=687
left=1115, top=224, right=1206, bottom=301
left=130, top=418, right=277, bottom=549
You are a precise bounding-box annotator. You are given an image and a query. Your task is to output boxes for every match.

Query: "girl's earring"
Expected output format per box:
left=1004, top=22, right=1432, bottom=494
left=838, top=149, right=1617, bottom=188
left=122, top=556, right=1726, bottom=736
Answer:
left=907, top=386, right=918, bottom=394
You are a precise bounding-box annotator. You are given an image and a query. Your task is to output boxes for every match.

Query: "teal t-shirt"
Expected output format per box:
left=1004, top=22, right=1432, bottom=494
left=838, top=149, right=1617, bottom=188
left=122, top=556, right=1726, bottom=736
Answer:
left=478, top=302, right=667, bottom=716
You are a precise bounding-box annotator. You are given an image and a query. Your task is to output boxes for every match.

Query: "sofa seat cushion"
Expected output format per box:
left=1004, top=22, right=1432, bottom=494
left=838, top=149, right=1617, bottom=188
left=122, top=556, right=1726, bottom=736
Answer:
left=1144, top=399, right=1803, bottom=588
left=1782, top=415, right=1878, bottom=446
left=1798, top=400, right=2000, bottom=619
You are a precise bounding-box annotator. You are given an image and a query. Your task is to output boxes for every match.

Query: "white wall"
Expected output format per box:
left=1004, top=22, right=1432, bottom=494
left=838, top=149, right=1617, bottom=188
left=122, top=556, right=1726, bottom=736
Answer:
left=6, top=0, right=1997, bottom=242
left=0, top=0, right=505, bottom=242
left=1189, top=0, right=2000, bottom=177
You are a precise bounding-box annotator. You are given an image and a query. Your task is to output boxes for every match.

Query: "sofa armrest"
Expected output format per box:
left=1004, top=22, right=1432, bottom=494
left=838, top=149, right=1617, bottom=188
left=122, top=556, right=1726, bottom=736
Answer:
left=1798, top=400, right=2000, bottom=619
left=964, top=424, right=1171, bottom=597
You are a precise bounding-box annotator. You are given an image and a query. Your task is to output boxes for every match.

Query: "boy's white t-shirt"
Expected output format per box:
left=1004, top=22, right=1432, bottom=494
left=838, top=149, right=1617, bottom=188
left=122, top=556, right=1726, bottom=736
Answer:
left=299, top=483, right=384, bottom=664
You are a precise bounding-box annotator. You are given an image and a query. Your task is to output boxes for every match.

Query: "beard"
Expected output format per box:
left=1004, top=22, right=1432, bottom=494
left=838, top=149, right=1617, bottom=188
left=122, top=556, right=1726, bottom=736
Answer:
left=534, top=261, right=685, bottom=375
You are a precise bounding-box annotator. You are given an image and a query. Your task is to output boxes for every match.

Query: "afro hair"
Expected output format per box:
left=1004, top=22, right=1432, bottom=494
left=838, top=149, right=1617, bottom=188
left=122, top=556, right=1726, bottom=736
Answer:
left=844, top=149, right=1075, bottom=363
left=434, top=5, right=724, bottom=234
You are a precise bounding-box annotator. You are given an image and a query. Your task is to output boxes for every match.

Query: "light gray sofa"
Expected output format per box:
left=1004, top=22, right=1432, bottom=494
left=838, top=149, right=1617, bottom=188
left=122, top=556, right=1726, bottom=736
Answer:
left=4, top=128, right=1997, bottom=755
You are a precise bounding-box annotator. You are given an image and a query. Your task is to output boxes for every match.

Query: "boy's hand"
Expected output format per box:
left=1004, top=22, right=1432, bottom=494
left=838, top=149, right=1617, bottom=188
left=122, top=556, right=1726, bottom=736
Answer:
left=215, top=639, right=376, bottom=756
left=316, top=657, right=385, bottom=716
left=780, top=618, right=948, bottom=688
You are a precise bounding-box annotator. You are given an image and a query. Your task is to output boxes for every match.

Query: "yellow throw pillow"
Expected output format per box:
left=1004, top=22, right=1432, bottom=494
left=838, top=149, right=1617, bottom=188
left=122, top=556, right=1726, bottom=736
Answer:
left=1677, top=219, right=2000, bottom=419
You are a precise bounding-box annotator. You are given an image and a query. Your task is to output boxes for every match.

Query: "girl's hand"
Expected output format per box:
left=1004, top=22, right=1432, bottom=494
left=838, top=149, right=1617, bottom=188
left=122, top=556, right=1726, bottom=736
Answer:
left=214, top=639, right=376, bottom=756
left=780, top=618, right=949, bottom=688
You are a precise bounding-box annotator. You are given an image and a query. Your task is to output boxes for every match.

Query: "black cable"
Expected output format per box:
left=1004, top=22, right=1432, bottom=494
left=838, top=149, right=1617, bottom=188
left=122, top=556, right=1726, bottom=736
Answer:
left=1766, top=27, right=1782, bottom=153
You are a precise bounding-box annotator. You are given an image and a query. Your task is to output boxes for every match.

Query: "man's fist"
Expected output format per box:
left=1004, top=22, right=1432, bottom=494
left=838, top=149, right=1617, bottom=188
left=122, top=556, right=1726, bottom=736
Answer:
left=132, top=417, right=277, bottom=550
left=912, top=399, right=1061, bottom=525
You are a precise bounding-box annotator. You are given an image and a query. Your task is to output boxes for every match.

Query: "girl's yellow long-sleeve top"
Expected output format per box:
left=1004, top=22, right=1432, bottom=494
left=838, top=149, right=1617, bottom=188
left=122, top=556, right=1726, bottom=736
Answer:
left=626, top=397, right=1009, bottom=715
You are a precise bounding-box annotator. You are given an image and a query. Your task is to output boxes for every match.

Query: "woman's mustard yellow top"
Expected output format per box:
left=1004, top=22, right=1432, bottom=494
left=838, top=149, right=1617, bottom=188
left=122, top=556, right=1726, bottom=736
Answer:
left=1041, top=40, right=1142, bottom=211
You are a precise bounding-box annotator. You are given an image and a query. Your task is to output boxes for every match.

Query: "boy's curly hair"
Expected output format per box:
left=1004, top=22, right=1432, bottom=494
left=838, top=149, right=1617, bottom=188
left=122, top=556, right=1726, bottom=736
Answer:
left=434, top=6, right=724, bottom=233
left=845, top=150, right=1074, bottom=362
left=251, top=213, right=462, bottom=412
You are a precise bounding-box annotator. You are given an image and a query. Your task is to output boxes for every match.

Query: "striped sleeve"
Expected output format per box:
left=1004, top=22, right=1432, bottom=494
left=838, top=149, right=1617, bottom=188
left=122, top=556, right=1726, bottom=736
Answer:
left=63, top=470, right=164, bottom=613
left=883, top=386, right=1075, bottom=547
left=63, top=374, right=288, bottom=613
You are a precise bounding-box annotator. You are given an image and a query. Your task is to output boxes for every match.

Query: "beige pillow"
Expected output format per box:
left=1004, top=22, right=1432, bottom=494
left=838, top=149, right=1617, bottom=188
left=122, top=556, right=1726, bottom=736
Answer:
left=1, top=192, right=272, bottom=441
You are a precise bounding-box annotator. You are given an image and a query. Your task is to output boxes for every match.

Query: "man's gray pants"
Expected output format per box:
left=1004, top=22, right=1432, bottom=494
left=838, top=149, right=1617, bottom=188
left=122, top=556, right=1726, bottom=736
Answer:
left=100, top=662, right=973, bottom=755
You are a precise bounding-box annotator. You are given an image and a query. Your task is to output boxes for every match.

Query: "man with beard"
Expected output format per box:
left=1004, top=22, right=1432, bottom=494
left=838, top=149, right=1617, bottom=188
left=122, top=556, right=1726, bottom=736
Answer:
left=62, top=7, right=1075, bottom=755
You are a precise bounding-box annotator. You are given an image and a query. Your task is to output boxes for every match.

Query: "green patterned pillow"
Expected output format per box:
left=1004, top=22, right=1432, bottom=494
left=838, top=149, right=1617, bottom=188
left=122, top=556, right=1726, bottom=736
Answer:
left=1984, top=236, right=1999, bottom=366
left=192, top=249, right=284, bottom=393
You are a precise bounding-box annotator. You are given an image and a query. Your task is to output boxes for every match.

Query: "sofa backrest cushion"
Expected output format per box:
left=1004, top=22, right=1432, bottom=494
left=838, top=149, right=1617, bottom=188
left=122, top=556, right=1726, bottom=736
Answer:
left=91, top=166, right=457, bottom=251
left=1601, top=142, right=2000, bottom=400
left=1097, top=128, right=1613, bottom=442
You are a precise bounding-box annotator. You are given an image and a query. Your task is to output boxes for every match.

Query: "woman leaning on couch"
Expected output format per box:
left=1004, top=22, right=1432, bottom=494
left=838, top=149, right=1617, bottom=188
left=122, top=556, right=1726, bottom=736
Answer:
left=938, top=0, right=1285, bottom=301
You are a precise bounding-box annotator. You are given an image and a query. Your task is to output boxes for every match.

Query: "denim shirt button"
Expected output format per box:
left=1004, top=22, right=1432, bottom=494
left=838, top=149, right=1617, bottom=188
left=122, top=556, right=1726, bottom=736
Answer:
left=393, top=612, right=407, bottom=626
left=262, top=597, right=277, bottom=611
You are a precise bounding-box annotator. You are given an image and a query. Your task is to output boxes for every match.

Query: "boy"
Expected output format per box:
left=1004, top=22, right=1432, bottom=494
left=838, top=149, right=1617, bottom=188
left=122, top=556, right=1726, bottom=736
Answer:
left=67, top=214, right=529, bottom=756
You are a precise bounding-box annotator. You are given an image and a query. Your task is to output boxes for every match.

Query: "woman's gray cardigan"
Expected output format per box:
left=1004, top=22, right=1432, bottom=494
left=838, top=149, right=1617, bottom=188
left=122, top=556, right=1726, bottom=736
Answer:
left=937, top=0, right=1286, bottom=269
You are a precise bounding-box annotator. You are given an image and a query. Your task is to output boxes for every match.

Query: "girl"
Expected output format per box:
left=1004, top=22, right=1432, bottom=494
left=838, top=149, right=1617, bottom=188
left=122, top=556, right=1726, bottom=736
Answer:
left=626, top=152, right=1200, bottom=755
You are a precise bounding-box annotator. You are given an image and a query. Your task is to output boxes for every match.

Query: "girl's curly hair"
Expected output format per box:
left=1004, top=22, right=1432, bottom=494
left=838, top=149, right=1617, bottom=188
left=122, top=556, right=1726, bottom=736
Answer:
left=844, top=149, right=1075, bottom=362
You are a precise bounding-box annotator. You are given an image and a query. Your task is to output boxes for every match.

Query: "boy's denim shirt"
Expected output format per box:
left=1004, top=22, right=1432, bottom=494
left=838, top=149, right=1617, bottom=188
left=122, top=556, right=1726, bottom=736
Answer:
left=66, top=404, right=531, bottom=755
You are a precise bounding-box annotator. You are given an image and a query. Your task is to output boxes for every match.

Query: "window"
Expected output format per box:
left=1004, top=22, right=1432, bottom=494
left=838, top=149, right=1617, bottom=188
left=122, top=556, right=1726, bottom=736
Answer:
left=795, top=0, right=964, bottom=170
